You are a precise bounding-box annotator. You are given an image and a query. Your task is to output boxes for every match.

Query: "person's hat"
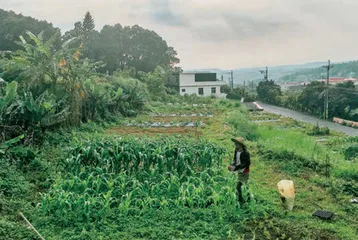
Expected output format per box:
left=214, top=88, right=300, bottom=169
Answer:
left=231, top=137, right=246, bottom=147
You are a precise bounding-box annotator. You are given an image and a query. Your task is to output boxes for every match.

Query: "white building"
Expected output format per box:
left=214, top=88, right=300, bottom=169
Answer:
left=179, top=72, right=227, bottom=97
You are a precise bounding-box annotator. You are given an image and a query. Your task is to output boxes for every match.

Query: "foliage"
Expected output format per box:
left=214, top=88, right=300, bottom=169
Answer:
left=270, top=80, right=358, bottom=121
left=139, top=66, right=168, bottom=100
left=81, top=75, right=147, bottom=120
left=0, top=134, right=24, bottom=155
left=36, top=136, right=240, bottom=236
left=225, top=87, right=256, bottom=102
left=298, top=81, right=325, bottom=115
left=220, top=85, right=231, bottom=94
left=226, top=87, right=243, bottom=100
left=82, top=12, right=95, bottom=34
left=256, top=80, right=282, bottom=104
left=343, top=144, right=358, bottom=160
left=39, top=168, right=237, bottom=226
left=64, top=137, right=225, bottom=175
left=329, top=82, right=358, bottom=121
left=0, top=81, right=17, bottom=120
left=0, top=9, right=59, bottom=52
left=0, top=29, right=150, bottom=140
left=68, top=21, right=180, bottom=74
left=306, top=123, right=330, bottom=136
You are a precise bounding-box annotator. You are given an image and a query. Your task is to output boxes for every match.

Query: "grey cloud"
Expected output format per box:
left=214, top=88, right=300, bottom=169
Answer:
left=186, top=12, right=300, bottom=42
left=150, top=0, right=188, bottom=26
left=223, top=13, right=297, bottom=39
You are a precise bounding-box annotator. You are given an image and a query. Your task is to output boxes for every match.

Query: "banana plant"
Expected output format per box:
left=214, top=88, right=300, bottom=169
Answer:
left=0, top=134, right=24, bottom=155
left=0, top=81, right=17, bottom=119
left=10, top=90, right=69, bottom=129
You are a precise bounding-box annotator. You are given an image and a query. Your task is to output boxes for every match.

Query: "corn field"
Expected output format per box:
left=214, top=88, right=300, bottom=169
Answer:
left=38, top=137, right=238, bottom=226
left=63, top=137, right=225, bottom=175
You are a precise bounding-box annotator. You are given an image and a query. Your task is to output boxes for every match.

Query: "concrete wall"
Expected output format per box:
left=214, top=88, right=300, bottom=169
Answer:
left=179, top=74, right=196, bottom=86
left=180, top=86, right=221, bottom=97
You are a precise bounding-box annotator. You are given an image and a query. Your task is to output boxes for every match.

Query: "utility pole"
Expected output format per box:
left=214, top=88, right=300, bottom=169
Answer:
left=265, top=67, right=268, bottom=81
left=259, top=67, right=269, bottom=81
left=223, top=70, right=234, bottom=90
left=231, top=70, right=234, bottom=90
left=322, top=60, right=333, bottom=120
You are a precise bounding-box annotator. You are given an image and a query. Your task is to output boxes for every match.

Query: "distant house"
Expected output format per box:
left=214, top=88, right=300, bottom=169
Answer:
left=280, top=77, right=358, bottom=90
left=280, top=82, right=308, bottom=91
left=179, top=72, right=227, bottom=97
left=316, top=77, right=358, bottom=85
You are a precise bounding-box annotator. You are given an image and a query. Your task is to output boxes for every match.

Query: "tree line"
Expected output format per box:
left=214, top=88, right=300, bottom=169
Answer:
left=0, top=10, right=181, bottom=145
left=256, top=80, right=358, bottom=122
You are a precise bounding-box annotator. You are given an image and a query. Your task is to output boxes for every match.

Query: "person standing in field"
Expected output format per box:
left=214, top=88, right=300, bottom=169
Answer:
left=228, top=137, right=251, bottom=203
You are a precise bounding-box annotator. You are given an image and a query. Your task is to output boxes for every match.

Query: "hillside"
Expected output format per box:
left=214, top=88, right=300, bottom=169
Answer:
left=280, top=60, right=358, bottom=83
left=193, top=62, right=326, bottom=85
left=194, top=61, right=358, bottom=85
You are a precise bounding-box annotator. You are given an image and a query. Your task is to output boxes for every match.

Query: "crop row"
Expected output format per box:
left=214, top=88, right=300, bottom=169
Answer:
left=122, top=121, right=205, bottom=127
left=148, top=113, right=213, bottom=117
left=64, top=137, right=226, bottom=175
left=165, top=103, right=209, bottom=107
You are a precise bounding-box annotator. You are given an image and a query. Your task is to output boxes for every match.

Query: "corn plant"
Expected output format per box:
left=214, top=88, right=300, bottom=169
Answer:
left=64, top=136, right=226, bottom=176
left=39, top=168, right=237, bottom=226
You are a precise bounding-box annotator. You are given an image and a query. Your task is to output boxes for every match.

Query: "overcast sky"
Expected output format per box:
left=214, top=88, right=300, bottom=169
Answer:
left=2, top=0, right=358, bottom=70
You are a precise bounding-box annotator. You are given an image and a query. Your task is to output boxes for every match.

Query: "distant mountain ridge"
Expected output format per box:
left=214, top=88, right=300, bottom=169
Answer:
left=189, top=60, right=358, bottom=84
left=279, top=60, right=358, bottom=83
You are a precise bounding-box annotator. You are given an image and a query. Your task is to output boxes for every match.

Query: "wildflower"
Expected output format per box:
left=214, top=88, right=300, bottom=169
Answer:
left=74, top=50, right=80, bottom=60
left=59, top=59, right=67, bottom=67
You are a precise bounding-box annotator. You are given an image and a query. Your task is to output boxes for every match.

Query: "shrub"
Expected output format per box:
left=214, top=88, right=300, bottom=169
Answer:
left=343, top=144, right=358, bottom=160
left=307, top=123, right=330, bottom=136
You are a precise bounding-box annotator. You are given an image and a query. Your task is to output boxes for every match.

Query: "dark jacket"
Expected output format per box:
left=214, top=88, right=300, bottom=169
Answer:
left=231, top=149, right=250, bottom=172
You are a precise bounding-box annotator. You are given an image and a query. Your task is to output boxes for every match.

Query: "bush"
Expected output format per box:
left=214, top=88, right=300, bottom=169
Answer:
left=307, top=123, right=330, bottom=136
left=343, top=144, right=358, bottom=160
left=226, top=92, right=241, bottom=100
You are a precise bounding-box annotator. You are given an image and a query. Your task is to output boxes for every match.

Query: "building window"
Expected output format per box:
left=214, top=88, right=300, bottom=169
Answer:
left=198, top=88, right=204, bottom=95
left=181, top=88, right=186, bottom=93
left=211, top=87, right=216, bottom=94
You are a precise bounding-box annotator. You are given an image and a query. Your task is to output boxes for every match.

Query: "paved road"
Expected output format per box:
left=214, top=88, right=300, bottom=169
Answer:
left=257, top=102, right=358, bottom=136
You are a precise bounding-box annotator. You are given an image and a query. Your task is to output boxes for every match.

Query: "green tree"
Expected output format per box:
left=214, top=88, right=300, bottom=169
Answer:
left=139, top=66, right=168, bottom=100
left=0, top=9, right=59, bottom=52
left=89, top=24, right=179, bottom=74
left=62, top=21, right=84, bottom=43
left=83, top=12, right=95, bottom=33
left=220, top=85, right=231, bottom=94
left=299, top=81, right=325, bottom=116
left=329, top=81, right=358, bottom=120
left=256, top=80, right=282, bottom=104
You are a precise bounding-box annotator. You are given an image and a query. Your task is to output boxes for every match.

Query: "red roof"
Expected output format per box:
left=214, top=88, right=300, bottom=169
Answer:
left=318, top=77, right=357, bottom=82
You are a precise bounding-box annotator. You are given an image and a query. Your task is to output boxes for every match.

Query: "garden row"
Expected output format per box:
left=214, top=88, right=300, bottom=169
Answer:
left=122, top=121, right=206, bottom=128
